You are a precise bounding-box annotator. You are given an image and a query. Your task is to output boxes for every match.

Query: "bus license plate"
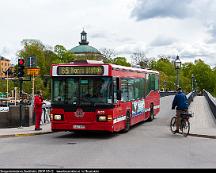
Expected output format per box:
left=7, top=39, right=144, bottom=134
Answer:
left=73, top=125, right=85, bottom=129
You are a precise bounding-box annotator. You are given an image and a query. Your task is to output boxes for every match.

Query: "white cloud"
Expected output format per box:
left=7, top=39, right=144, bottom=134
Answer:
left=0, top=0, right=216, bottom=67
left=131, top=0, right=193, bottom=20
left=150, top=36, right=177, bottom=47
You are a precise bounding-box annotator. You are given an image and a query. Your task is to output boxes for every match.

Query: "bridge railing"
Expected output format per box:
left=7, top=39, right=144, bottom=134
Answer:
left=160, top=91, right=177, bottom=97
left=186, top=91, right=197, bottom=105
left=203, top=90, right=216, bottom=119
left=160, top=90, right=196, bottom=106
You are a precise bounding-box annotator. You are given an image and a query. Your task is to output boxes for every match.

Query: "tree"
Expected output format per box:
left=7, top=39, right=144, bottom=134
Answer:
left=17, top=39, right=57, bottom=99
left=191, top=59, right=216, bottom=93
left=100, top=48, right=116, bottom=63
left=113, top=57, right=131, bottom=67
left=17, top=39, right=47, bottom=76
left=54, top=45, right=75, bottom=63
left=131, top=51, right=150, bottom=68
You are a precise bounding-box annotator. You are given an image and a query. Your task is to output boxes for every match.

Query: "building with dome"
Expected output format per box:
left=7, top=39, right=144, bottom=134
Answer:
left=70, top=30, right=103, bottom=60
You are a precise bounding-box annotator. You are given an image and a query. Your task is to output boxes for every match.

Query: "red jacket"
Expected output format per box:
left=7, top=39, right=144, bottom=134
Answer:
left=34, top=95, right=43, bottom=112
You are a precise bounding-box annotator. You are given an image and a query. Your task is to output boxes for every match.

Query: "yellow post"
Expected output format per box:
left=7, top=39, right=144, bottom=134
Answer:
left=6, top=70, right=9, bottom=107
left=32, top=74, right=35, bottom=101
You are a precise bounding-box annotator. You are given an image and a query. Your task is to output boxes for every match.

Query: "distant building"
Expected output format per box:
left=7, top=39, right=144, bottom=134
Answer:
left=70, top=30, right=103, bottom=60
left=0, top=56, right=11, bottom=78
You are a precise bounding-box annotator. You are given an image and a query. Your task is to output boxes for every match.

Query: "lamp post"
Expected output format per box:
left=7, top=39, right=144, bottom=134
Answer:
left=191, top=74, right=195, bottom=91
left=194, top=79, right=197, bottom=91
left=174, top=55, right=181, bottom=89
left=164, top=80, right=167, bottom=91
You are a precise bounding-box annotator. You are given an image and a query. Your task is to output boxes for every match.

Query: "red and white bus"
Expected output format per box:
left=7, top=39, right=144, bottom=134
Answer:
left=50, top=60, right=160, bottom=133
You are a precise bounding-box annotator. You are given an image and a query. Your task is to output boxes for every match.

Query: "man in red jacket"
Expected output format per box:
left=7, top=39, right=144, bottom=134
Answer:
left=34, top=90, right=44, bottom=131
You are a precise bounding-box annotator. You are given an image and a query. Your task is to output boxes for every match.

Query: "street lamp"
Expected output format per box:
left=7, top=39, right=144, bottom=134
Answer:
left=163, top=80, right=167, bottom=91
left=194, top=79, right=197, bottom=91
left=174, top=55, right=181, bottom=89
left=191, top=74, right=195, bottom=91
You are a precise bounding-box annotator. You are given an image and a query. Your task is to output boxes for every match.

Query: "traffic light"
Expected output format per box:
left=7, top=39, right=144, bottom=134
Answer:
left=27, top=56, right=37, bottom=67
left=18, top=59, right=25, bottom=77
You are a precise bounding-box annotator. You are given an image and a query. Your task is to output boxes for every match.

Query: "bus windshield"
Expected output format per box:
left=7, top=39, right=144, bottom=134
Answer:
left=52, top=77, right=113, bottom=106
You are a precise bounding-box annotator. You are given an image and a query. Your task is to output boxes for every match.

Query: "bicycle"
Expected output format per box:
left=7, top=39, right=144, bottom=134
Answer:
left=170, top=111, right=193, bottom=137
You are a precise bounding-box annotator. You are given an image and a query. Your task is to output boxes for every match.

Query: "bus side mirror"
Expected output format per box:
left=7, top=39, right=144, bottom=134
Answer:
left=117, top=90, right=121, bottom=100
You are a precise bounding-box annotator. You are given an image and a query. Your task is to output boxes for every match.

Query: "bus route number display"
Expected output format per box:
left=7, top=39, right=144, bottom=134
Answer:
left=57, top=66, right=104, bottom=75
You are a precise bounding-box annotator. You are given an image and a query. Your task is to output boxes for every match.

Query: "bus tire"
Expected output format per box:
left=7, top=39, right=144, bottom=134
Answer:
left=123, top=112, right=131, bottom=133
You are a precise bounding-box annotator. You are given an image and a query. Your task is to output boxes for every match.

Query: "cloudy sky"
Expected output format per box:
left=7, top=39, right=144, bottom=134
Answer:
left=1, top=0, right=216, bottom=67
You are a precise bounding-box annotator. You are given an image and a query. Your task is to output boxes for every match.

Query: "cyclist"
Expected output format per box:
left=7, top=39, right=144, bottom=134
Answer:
left=172, top=87, right=189, bottom=133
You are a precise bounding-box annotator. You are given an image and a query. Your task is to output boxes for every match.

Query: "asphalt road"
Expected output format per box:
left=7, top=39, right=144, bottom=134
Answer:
left=1, top=96, right=216, bottom=169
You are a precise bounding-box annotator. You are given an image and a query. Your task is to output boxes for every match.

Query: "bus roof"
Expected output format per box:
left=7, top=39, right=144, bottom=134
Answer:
left=110, top=64, right=159, bottom=74
left=51, top=61, right=159, bottom=76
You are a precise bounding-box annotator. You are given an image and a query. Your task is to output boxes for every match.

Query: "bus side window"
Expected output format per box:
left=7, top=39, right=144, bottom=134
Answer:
left=121, top=78, right=128, bottom=102
left=155, top=75, right=159, bottom=90
left=113, top=77, right=121, bottom=103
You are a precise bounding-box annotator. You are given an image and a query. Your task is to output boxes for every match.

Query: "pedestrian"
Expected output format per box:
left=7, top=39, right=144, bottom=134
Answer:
left=34, top=90, right=44, bottom=131
left=172, top=87, right=189, bottom=133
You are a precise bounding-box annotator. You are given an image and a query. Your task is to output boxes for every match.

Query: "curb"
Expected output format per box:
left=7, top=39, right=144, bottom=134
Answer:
left=0, top=131, right=53, bottom=138
left=189, top=133, right=216, bottom=139
left=172, top=131, right=216, bottom=139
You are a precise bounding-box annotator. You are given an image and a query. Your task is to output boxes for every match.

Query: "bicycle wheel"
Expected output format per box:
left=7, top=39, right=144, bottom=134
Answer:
left=181, top=119, right=190, bottom=137
left=170, top=117, right=177, bottom=134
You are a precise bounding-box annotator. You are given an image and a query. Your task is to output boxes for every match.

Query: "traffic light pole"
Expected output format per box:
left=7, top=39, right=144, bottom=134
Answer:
left=19, top=78, right=23, bottom=128
left=17, top=58, right=34, bottom=128
left=18, top=76, right=32, bottom=128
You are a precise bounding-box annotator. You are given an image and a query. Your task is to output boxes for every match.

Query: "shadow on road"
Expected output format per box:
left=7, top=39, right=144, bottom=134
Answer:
left=55, top=131, right=119, bottom=140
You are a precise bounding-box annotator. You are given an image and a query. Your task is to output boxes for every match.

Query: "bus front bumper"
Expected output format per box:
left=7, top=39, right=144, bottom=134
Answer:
left=51, top=122, right=114, bottom=132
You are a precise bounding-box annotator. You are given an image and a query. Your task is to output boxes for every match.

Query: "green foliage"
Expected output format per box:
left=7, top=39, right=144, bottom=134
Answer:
left=191, top=59, right=215, bottom=93
left=150, top=57, right=176, bottom=91
left=54, top=45, right=75, bottom=63
left=112, top=57, right=131, bottom=67
left=12, top=39, right=216, bottom=98
left=150, top=57, right=216, bottom=94
left=0, top=79, right=16, bottom=95
left=154, top=57, right=176, bottom=76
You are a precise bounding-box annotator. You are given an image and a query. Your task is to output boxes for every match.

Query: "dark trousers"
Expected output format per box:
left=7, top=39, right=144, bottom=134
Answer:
left=176, top=109, right=188, bottom=130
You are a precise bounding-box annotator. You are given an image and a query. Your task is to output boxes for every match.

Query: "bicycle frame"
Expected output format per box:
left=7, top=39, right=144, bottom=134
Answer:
left=170, top=112, right=193, bottom=137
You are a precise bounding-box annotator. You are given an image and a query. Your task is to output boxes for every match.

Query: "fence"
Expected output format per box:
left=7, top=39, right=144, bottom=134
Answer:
left=160, top=90, right=197, bottom=106
left=203, top=90, right=216, bottom=119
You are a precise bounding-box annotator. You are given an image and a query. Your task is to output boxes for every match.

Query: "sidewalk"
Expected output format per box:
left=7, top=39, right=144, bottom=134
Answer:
left=189, top=96, right=216, bottom=138
left=0, top=123, right=52, bottom=138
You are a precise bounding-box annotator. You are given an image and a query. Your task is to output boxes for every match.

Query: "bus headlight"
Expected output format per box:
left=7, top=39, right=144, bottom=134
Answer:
left=54, top=114, right=63, bottom=120
left=98, top=115, right=107, bottom=122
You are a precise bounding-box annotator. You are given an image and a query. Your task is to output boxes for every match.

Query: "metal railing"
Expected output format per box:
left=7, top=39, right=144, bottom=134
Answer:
left=160, top=91, right=177, bottom=97
left=203, top=90, right=216, bottom=119
left=186, top=91, right=197, bottom=105
left=160, top=90, right=197, bottom=106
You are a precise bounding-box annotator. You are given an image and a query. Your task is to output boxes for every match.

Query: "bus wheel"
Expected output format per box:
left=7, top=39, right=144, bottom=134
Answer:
left=149, top=108, right=155, bottom=121
left=123, top=112, right=131, bottom=132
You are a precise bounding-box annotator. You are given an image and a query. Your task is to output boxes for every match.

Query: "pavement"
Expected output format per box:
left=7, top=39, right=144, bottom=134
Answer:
left=0, top=96, right=216, bottom=139
left=189, top=96, right=216, bottom=138
left=0, top=123, right=52, bottom=138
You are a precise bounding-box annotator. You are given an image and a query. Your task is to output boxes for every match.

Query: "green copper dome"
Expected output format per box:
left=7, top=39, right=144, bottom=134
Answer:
left=70, top=45, right=100, bottom=54
left=70, top=29, right=101, bottom=54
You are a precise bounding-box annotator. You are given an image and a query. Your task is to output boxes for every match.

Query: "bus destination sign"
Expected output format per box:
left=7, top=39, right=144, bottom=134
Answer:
left=57, top=66, right=104, bottom=75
